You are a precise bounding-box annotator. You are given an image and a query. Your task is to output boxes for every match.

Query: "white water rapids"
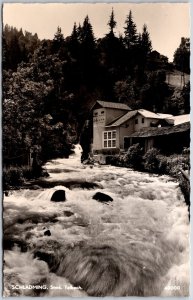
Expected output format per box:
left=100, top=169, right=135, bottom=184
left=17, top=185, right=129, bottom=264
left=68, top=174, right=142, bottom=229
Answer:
left=3, top=145, right=190, bottom=296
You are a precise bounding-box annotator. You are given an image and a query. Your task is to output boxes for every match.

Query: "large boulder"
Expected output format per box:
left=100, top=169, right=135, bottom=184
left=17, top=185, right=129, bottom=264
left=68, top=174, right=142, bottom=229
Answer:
left=51, top=190, right=66, bottom=202
left=92, top=192, right=113, bottom=203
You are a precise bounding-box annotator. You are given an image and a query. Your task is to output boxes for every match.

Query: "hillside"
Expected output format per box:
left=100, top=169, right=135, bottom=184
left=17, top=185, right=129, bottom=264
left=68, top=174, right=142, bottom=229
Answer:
left=166, top=70, right=190, bottom=89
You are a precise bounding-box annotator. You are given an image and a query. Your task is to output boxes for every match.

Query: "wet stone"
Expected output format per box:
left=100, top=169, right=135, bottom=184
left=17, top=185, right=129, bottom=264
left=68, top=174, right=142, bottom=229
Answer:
left=44, top=229, right=51, bottom=236
left=51, top=190, right=66, bottom=202
left=92, top=192, right=113, bottom=203
left=63, top=211, right=74, bottom=217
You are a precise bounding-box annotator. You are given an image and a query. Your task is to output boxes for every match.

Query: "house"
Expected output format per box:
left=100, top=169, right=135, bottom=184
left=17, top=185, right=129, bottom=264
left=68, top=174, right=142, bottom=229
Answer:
left=92, top=101, right=131, bottom=154
left=91, top=100, right=190, bottom=162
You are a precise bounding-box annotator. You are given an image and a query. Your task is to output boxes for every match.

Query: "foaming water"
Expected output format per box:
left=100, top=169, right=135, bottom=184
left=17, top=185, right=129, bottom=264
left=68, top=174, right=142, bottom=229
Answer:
left=3, top=145, right=190, bottom=296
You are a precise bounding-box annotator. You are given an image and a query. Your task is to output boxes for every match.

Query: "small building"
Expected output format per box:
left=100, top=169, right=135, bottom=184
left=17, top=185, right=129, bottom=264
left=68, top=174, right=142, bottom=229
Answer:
left=91, top=100, right=190, bottom=163
left=129, top=122, right=190, bottom=154
left=92, top=100, right=131, bottom=155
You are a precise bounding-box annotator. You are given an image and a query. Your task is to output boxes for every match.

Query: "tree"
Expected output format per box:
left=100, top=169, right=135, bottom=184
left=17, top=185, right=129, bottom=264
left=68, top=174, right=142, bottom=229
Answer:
left=97, top=9, right=125, bottom=99
left=3, top=25, right=40, bottom=70
left=141, top=24, right=152, bottom=56
left=53, top=26, right=64, bottom=43
left=78, top=15, right=98, bottom=89
left=124, top=10, right=138, bottom=49
left=108, top=8, right=117, bottom=34
left=71, top=23, right=78, bottom=40
left=140, top=70, right=172, bottom=111
left=173, top=37, right=190, bottom=74
left=114, top=79, right=140, bottom=108
left=2, top=41, right=78, bottom=165
left=80, top=15, right=95, bottom=47
left=52, top=26, right=65, bottom=54
left=68, top=22, right=80, bottom=59
left=123, top=10, right=138, bottom=76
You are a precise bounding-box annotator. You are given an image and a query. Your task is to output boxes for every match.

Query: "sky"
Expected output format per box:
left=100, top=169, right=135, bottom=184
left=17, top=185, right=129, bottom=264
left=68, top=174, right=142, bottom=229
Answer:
left=3, top=3, right=190, bottom=62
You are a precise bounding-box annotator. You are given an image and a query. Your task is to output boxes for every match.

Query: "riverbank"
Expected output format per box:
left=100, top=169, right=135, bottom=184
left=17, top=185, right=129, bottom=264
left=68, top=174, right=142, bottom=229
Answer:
left=3, top=165, right=49, bottom=192
left=103, top=146, right=190, bottom=208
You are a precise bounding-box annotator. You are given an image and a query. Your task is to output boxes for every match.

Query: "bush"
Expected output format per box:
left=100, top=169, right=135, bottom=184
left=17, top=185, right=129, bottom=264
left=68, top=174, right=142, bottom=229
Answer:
left=3, top=167, right=25, bottom=190
left=143, top=148, right=160, bottom=173
left=21, top=166, right=35, bottom=180
left=3, top=165, right=45, bottom=190
left=124, top=143, right=143, bottom=169
left=156, top=155, right=168, bottom=174
left=164, top=154, right=190, bottom=177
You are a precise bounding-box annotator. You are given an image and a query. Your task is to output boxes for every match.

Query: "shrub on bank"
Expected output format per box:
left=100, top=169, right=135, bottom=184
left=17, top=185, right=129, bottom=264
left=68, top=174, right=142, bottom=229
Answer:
left=141, top=147, right=190, bottom=176
left=3, top=165, right=45, bottom=190
left=124, top=143, right=143, bottom=169
left=143, top=148, right=160, bottom=173
left=3, top=167, right=25, bottom=190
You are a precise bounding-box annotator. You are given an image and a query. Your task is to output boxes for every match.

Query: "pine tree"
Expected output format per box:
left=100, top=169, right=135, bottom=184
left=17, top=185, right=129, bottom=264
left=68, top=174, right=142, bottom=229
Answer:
left=53, top=26, right=64, bottom=43
left=81, top=15, right=95, bottom=47
left=52, top=26, right=64, bottom=53
left=68, top=22, right=81, bottom=64
left=108, top=8, right=117, bottom=34
left=71, top=23, right=78, bottom=40
left=79, top=16, right=97, bottom=89
left=141, top=24, right=152, bottom=55
left=124, top=10, right=138, bottom=49
left=77, top=23, right=82, bottom=42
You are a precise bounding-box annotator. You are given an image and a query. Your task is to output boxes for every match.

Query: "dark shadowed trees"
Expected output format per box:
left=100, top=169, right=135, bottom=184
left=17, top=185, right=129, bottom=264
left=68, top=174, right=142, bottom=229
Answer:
left=173, top=37, right=190, bottom=74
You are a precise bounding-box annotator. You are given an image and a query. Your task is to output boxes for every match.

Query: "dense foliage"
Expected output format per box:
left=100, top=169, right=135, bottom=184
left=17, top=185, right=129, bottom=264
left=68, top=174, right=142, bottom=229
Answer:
left=173, top=37, right=190, bottom=74
left=2, top=10, right=190, bottom=169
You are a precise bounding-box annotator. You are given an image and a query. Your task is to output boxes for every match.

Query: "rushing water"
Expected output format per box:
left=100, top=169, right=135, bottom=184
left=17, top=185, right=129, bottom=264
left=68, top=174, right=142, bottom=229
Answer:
left=3, top=145, right=190, bottom=297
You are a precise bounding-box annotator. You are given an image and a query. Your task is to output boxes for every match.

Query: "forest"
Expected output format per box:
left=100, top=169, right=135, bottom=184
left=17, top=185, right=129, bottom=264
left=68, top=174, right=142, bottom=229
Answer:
left=2, top=9, right=190, bottom=169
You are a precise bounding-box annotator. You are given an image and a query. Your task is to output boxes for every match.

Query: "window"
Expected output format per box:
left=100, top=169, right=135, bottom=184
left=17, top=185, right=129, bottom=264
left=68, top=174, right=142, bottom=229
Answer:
left=135, top=119, right=138, bottom=124
left=94, top=112, right=98, bottom=116
left=103, top=130, right=116, bottom=148
left=112, top=140, right=116, bottom=147
left=101, top=111, right=104, bottom=114
left=142, top=118, right=144, bottom=123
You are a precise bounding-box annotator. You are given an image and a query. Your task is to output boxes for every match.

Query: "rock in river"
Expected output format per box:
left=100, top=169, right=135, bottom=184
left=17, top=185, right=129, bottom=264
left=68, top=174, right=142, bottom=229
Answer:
left=51, top=190, right=66, bottom=202
left=92, top=192, right=113, bottom=203
left=44, top=229, right=51, bottom=236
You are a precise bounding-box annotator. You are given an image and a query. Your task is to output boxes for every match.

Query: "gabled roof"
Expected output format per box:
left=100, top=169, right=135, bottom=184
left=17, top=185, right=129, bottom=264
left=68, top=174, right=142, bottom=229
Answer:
left=129, top=122, right=190, bottom=138
left=94, top=100, right=131, bottom=111
left=106, top=110, right=138, bottom=127
left=157, top=113, right=173, bottom=118
left=137, top=109, right=163, bottom=119
left=166, top=114, right=190, bottom=126
left=106, top=109, right=165, bottom=127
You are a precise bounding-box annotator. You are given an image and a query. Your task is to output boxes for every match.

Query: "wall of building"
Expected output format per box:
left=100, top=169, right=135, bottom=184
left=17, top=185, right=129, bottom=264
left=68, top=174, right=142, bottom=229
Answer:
left=118, top=115, right=161, bottom=150
left=93, top=108, right=106, bottom=150
left=119, top=119, right=135, bottom=149
left=134, top=114, right=159, bottom=131
left=93, top=107, right=126, bottom=151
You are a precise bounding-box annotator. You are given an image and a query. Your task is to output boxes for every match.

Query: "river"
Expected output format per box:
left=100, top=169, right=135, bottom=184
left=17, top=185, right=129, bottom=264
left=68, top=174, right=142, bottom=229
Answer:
left=3, top=145, right=190, bottom=297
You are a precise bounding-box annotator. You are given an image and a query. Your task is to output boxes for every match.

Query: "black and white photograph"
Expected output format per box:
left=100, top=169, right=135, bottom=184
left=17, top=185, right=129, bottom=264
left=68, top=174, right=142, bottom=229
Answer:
left=2, top=2, right=190, bottom=297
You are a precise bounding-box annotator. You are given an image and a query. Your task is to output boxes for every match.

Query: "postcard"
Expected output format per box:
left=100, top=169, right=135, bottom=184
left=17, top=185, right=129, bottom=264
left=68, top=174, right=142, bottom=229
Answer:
left=2, top=2, right=190, bottom=297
